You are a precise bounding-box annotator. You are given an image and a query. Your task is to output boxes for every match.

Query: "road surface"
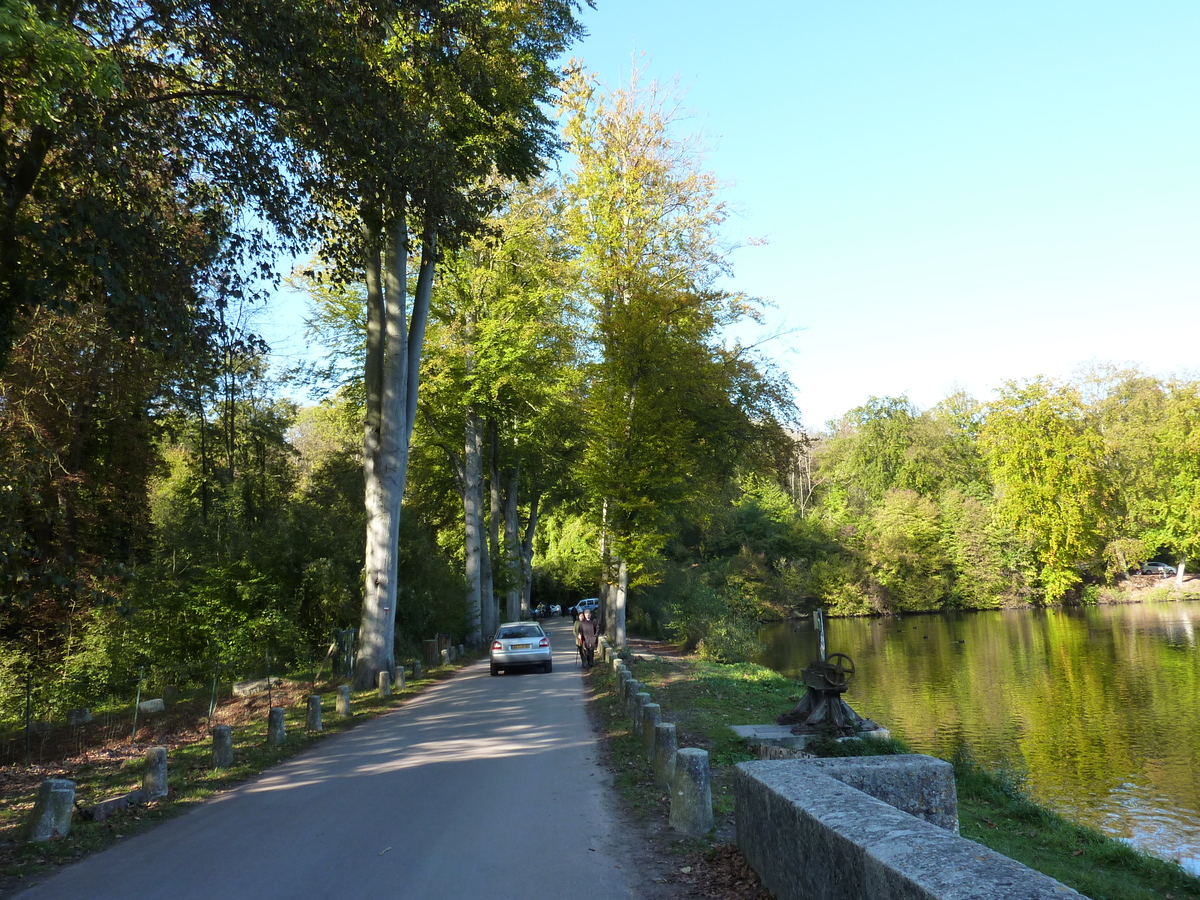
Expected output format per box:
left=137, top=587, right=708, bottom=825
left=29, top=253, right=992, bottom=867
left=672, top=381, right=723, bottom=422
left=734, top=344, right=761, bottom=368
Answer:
left=18, top=618, right=646, bottom=900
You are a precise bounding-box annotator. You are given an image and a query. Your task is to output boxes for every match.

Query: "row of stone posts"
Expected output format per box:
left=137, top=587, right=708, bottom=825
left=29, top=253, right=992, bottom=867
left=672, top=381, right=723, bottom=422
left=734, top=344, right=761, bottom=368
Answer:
left=599, top=640, right=713, bottom=836
left=27, top=666, right=410, bottom=843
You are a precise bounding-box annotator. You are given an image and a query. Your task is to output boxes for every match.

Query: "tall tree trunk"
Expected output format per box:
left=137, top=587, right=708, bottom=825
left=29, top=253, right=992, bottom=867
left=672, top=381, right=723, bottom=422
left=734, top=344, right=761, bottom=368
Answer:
left=520, top=491, right=540, bottom=616
left=356, top=212, right=438, bottom=689
left=1177, top=554, right=1188, bottom=587
left=463, top=404, right=484, bottom=643
left=613, top=557, right=628, bottom=648
left=504, top=463, right=521, bottom=618
left=480, top=509, right=496, bottom=636
left=488, top=420, right=507, bottom=618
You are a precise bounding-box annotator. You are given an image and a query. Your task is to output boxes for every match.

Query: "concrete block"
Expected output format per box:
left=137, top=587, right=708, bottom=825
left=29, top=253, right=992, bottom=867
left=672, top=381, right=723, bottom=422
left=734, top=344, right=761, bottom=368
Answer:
left=395, top=666, right=406, bottom=690
left=233, top=677, right=281, bottom=698
left=306, top=695, right=323, bottom=731
left=67, top=708, right=92, bottom=726
left=731, top=723, right=892, bottom=751
left=377, top=670, right=391, bottom=698
left=138, top=698, right=165, bottom=715
left=336, top=685, right=351, bottom=717
left=143, top=747, right=168, bottom=800
left=734, top=759, right=1082, bottom=900
left=267, top=706, right=286, bottom=745
left=793, top=755, right=958, bottom=832
left=641, top=703, right=662, bottom=759
left=654, top=723, right=678, bottom=791
left=26, top=779, right=75, bottom=841
left=80, top=790, right=144, bottom=822
left=670, top=748, right=713, bottom=836
left=458, top=644, right=465, bottom=658
left=440, top=648, right=451, bottom=665
left=212, top=725, right=233, bottom=768
left=413, top=661, right=423, bottom=680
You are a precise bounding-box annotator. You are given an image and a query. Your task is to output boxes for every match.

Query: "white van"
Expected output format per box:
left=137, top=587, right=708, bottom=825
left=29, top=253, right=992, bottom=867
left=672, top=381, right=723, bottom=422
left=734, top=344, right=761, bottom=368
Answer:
left=574, top=598, right=600, bottom=615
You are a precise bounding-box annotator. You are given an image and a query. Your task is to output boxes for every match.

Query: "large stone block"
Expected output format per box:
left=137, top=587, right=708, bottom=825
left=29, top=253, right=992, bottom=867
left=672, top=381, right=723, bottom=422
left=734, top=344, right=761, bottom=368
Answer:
left=734, top=759, right=1082, bottom=900
left=791, top=755, right=958, bottom=832
left=26, top=779, right=75, bottom=841
left=669, top=748, right=713, bottom=836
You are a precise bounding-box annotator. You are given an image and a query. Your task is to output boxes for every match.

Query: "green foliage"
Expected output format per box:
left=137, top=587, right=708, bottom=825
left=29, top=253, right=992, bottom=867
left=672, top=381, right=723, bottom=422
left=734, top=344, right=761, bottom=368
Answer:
left=980, top=380, right=1109, bottom=601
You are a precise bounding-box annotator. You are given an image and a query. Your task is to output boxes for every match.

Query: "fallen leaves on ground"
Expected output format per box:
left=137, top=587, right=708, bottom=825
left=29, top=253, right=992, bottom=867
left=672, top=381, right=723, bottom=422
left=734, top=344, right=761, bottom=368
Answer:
left=667, top=844, right=773, bottom=900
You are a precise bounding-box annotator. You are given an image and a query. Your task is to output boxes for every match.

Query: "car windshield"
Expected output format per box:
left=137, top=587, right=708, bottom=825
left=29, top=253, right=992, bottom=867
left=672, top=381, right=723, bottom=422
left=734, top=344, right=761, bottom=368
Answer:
left=498, top=626, right=542, bottom=639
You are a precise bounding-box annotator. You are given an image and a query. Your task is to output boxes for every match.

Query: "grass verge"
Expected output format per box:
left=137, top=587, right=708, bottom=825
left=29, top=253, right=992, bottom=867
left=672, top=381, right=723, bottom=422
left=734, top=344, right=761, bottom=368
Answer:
left=0, top=658, right=477, bottom=896
left=588, top=651, right=1200, bottom=900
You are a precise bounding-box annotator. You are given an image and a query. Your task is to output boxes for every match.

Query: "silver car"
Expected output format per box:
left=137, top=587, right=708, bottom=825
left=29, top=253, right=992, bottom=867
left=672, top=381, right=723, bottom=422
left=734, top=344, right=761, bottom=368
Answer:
left=490, top=622, right=552, bottom=675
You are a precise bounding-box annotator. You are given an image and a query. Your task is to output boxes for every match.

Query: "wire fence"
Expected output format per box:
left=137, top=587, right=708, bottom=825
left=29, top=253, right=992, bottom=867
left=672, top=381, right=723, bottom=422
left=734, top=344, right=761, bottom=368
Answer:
left=0, top=630, right=364, bottom=767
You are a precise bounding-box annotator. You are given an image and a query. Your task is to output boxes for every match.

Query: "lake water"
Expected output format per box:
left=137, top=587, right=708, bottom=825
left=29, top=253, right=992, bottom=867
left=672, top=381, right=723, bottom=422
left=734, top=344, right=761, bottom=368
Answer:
left=757, top=602, right=1200, bottom=874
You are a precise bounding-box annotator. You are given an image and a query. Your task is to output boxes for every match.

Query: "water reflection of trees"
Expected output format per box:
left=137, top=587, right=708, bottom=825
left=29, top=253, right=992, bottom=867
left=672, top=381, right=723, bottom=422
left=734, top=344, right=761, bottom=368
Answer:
left=758, top=603, right=1200, bottom=865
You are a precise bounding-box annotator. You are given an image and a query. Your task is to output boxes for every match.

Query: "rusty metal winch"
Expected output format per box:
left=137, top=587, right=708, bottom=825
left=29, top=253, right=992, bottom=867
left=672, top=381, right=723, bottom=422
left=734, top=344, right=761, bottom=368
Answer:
left=777, top=611, right=880, bottom=736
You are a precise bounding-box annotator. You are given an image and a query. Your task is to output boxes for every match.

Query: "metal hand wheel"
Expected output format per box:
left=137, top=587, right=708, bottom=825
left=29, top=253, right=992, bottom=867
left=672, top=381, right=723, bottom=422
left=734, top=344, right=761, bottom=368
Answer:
left=824, top=652, right=856, bottom=687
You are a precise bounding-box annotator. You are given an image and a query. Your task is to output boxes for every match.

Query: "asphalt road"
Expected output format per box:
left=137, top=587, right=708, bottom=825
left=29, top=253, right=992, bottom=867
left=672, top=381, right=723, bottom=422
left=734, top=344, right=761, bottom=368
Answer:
left=17, top=618, right=642, bottom=900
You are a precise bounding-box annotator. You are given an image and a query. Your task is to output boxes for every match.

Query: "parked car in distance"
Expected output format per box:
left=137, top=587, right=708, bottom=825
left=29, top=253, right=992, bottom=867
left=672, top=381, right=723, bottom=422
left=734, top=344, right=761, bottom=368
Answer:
left=1140, top=561, right=1177, bottom=576
left=573, top=597, right=599, bottom=616
left=491, top=622, right=552, bottom=675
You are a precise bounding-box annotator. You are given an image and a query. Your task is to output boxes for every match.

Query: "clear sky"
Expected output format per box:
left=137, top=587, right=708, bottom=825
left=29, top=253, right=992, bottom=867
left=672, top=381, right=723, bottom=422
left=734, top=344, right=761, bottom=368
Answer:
left=570, top=0, right=1200, bottom=427
left=262, top=1, right=1200, bottom=429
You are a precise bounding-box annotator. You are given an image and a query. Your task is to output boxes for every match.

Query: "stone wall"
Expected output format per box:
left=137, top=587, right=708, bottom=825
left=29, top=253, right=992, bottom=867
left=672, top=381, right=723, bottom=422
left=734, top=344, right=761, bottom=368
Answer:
left=734, top=758, right=1082, bottom=900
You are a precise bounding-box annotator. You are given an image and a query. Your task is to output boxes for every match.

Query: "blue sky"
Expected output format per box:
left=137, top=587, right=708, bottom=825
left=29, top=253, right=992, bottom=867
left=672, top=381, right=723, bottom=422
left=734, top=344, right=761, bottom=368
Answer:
left=572, top=0, right=1200, bottom=426
left=263, top=1, right=1200, bottom=428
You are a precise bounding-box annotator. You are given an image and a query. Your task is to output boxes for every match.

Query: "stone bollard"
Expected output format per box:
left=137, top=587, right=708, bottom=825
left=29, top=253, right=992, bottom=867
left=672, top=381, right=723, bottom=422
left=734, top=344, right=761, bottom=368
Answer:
left=669, top=748, right=713, bottom=836
left=212, top=725, right=233, bottom=768
left=413, top=660, right=423, bottom=680
left=440, top=648, right=450, bottom=665
left=641, top=703, right=662, bottom=759
left=377, top=670, right=391, bottom=698
left=268, top=707, right=286, bottom=746
left=634, top=692, right=652, bottom=733
left=26, top=779, right=75, bottom=841
left=395, top=666, right=406, bottom=690
left=612, top=658, right=626, bottom=675
left=143, top=747, right=168, bottom=800
left=458, top=644, right=465, bottom=658
left=654, top=723, right=678, bottom=791
left=306, top=695, right=323, bottom=731
left=617, top=670, right=632, bottom=702
left=337, top=685, right=351, bottom=717
left=625, top=681, right=643, bottom=718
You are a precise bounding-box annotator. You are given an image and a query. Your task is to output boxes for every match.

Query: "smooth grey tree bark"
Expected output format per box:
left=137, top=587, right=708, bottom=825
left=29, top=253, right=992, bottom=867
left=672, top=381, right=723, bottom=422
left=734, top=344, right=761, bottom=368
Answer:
left=463, top=404, right=485, bottom=643
left=504, top=464, right=522, bottom=619
left=356, top=213, right=438, bottom=690
left=519, top=492, right=540, bottom=614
